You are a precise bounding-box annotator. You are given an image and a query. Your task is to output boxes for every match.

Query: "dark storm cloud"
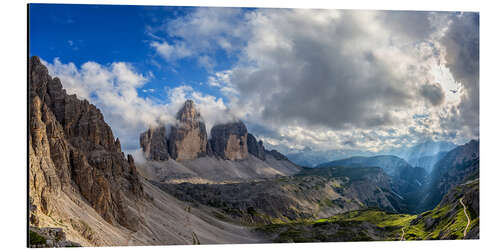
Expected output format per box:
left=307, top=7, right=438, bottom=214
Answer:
left=378, top=11, right=435, bottom=41
left=441, top=12, right=479, bottom=137
left=420, top=82, right=445, bottom=106
left=230, top=9, right=429, bottom=131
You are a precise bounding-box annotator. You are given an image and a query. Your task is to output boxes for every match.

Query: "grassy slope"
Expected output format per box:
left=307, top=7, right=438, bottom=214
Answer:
left=256, top=180, right=478, bottom=242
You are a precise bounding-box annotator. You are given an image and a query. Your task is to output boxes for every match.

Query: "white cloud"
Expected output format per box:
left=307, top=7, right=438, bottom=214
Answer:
left=149, top=7, right=249, bottom=68
left=150, top=40, right=192, bottom=61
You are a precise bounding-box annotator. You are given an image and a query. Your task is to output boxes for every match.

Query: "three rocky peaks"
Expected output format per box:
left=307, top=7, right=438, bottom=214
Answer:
left=140, top=100, right=287, bottom=162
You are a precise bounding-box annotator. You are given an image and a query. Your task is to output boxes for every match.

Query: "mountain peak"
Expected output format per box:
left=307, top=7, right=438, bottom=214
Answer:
left=176, top=99, right=201, bottom=124
left=168, top=100, right=209, bottom=160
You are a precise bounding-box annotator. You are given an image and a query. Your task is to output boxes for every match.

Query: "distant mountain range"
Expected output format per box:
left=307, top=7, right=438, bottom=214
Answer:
left=285, top=140, right=457, bottom=168
left=286, top=148, right=376, bottom=167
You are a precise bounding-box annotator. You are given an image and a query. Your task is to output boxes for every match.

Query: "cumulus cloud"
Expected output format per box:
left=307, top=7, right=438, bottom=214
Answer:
left=150, top=40, right=193, bottom=61
left=149, top=7, right=249, bottom=69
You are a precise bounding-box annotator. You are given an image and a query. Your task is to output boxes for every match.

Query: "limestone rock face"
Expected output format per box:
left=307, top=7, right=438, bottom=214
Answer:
left=29, top=56, right=144, bottom=232
left=168, top=100, right=209, bottom=160
left=140, top=126, right=170, bottom=161
left=247, top=133, right=266, bottom=160
left=137, top=99, right=292, bottom=163
left=210, top=121, right=249, bottom=160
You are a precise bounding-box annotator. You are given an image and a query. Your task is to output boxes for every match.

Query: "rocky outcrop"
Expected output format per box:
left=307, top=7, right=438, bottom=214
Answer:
left=29, top=56, right=144, bottom=232
left=140, top=126, right=170, bottom=161
left=29, top=226, right=81, bottom=247
left=210, top=121, right=249, bottom=160
left=168, top=100, right=209, bottom=160
left=247, top=133, right=266, bottom=160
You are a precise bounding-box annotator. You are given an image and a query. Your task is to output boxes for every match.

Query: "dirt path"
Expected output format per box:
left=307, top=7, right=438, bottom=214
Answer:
left=459, top=197, right=470, bottom=238
left=400, top=227, right=405, bottom=241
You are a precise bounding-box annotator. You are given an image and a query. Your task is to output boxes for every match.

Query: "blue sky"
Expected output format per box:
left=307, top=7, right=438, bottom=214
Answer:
left=29, top=4, right=233, bottom=103
left=29, top=4, right=479, bottom=154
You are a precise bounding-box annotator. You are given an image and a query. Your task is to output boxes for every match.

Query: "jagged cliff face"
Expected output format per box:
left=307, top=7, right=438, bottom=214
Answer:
left=139, top=100, right=291, bottom=164
left=29, top=56, right=144, bottom=232
left=140, top=126, right=170, bottom=161
left=210, top=121, right=249, bottom=160
left=247, top=134, right=266, bottom=160
left=168, top=100, right=209, bottom=160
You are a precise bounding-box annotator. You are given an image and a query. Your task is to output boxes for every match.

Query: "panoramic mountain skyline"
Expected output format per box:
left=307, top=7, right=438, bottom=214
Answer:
left=29, top=4, right=479, bottom=155
left=27, top=3, right=481, bottom=247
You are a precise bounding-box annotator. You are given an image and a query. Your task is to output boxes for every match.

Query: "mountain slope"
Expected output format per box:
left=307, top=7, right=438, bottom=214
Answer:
left=155, top=165, right=406, bottom=228
left=406, top=178, right=479, bottom=239
left=255, top=178, right=479, bottom=242
left=418, top=140, right=479, bottom=212
left=316, top=155, right=427, bottom=213
left=137, top=154, right=300, bottom=184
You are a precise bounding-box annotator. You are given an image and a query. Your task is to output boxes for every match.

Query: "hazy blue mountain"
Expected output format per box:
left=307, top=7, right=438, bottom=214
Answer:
left=286, top=148, right=375, bottom=167
left=284, top=140, right=456, bottom=168
left=317, top=155, right=413, bottom=176
left=387, top=140, right=457, bottom=162
left=408, top=151, right=448, bottom=174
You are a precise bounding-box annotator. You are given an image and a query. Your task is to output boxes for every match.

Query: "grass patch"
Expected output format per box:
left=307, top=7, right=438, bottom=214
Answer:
left=29, top=230, right=46, bottom=246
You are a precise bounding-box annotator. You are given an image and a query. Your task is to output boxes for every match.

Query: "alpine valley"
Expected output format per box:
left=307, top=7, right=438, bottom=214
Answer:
left=28, top=56, right=479, bottom=247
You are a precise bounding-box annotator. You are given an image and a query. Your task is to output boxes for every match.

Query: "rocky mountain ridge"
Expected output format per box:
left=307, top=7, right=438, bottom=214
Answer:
left=29, top=56, right=144, bottom=232
left=138, top=100, right=296, bottom=184
left=140, top=100, right=288, bottom=163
